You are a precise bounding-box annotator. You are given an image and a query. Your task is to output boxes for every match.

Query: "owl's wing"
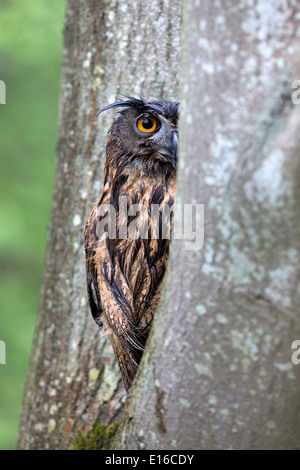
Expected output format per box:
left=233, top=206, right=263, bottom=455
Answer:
left=85, top=202, right=143, bottom=389
left=84, top=206, right=104, bottom=325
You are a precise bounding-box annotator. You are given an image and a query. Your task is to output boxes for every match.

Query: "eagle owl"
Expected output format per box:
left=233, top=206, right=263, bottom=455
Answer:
left=85, top=95, right=179, bottom=391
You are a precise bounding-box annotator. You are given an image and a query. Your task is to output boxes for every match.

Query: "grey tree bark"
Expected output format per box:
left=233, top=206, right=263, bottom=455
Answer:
left=16, top=0, right=181, bottom=450
left=114, top=0, right=300, bottom=450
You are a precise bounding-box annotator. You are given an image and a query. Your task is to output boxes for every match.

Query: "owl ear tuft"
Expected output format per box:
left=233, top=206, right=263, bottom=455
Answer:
left=96, top=99, right=133, bottom=116
left=96, top=94, right=149, bottom=117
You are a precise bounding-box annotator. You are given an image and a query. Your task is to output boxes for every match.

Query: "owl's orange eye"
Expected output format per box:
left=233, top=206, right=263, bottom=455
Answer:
left=137, top=116, right=158, bottom=133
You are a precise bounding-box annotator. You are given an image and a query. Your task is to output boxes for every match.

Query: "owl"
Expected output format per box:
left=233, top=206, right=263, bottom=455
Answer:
left=85, top=95, right=179, bottom=391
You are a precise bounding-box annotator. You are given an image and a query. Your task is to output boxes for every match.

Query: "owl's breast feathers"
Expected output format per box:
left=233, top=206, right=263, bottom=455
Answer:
left=85, top=160, right=176, bottom=390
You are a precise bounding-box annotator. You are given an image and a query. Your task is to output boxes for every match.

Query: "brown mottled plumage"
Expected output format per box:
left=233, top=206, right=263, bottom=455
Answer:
left=85, top=96, right=179, bottom=391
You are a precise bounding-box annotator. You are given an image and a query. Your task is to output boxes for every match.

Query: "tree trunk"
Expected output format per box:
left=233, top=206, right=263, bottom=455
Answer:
left=114, top=0, right=300, bottom=450
left=16, top=0, right=181, bottom=450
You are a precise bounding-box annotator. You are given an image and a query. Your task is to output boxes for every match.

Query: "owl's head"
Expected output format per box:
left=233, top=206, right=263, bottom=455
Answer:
left=98, top=95, right=179, bottom=170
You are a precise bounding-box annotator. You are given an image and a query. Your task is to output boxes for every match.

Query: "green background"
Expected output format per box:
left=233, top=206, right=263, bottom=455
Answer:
left=0, top=0, right=65, bottom=449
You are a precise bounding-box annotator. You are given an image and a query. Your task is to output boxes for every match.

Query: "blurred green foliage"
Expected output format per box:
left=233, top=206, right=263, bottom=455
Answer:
left=0, top=0, right=65, bottom=449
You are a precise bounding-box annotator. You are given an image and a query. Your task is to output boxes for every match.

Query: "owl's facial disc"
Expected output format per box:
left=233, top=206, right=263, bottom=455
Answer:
left=135, top=112, right=178, bottom=162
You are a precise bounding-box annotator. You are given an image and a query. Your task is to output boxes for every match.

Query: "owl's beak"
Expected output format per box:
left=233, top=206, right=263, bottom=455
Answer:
left=172, top=131, right=178, bottom=159
left=156, top=129, right=178, bottom=161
